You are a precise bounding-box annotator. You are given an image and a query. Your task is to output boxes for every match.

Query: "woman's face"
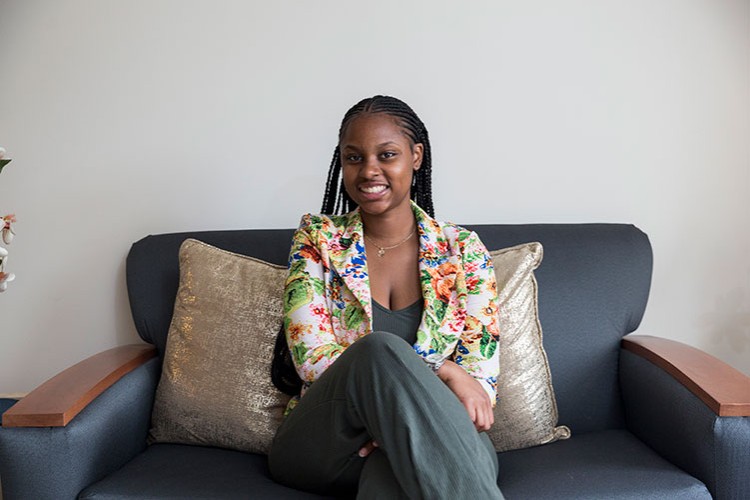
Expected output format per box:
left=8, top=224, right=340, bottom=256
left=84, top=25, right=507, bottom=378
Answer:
left=339, top=113, right=423, bottom=218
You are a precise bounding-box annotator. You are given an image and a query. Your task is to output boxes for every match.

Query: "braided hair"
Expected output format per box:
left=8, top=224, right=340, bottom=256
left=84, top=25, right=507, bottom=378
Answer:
left=320, top=95, right=434, bottom=217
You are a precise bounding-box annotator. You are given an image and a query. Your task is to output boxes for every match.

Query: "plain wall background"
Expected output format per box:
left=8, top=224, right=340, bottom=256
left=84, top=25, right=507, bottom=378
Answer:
left=0, top=0, right=748, bottom=395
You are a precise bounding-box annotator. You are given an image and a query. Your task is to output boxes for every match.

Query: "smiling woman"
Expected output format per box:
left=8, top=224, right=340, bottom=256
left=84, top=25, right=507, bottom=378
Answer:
left=268, top=96, right=504, bottom=499
left=340, top=114, right=423, bottom=220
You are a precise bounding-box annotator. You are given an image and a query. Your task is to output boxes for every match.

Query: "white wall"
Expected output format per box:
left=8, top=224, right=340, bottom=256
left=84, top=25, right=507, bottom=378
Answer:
left=0, top=0, right=747, bottom=396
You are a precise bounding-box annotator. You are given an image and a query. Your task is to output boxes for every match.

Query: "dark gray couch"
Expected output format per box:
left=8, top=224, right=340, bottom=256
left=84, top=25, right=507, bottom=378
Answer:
left=2, top=224, right=748, bottom=499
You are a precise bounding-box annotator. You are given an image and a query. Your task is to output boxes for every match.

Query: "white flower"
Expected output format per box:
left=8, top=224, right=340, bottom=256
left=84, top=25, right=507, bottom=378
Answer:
left=0, top=271, right=14, bottom=292
left=2, top=226, right=13, bottom=245
left=1, top=215, right=15, bottom=245
left=0, top=246, right=8, bottom=273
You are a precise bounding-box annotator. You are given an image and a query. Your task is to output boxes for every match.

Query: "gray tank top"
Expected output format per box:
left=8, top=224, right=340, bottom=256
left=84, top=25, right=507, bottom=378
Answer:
left=371, top=299, right=423, bottom=345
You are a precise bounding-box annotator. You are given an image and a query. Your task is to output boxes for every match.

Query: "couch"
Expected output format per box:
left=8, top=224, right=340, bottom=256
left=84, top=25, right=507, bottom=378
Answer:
left=1, top=223, right=748, bottom=499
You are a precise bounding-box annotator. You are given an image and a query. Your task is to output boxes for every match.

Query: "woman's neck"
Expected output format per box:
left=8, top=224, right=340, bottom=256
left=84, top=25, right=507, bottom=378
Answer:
left=360, top=204, right=416, bottom=243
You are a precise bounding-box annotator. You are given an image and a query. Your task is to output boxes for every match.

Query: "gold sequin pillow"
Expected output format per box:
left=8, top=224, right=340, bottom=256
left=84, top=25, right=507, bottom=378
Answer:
left=488, top=243, right=571, bottom=452
left=149, top=239, right=290, bottom=454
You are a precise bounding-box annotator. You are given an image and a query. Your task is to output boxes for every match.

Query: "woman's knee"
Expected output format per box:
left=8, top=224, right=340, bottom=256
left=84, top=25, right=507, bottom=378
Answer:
left=349, top=331, right=412, bottom=357
left=337, top=332, right=418, bottom=377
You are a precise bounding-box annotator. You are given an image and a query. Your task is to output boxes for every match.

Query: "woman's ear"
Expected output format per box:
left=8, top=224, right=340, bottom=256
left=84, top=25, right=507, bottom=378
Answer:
left=413, top=143, right=424, bottom=171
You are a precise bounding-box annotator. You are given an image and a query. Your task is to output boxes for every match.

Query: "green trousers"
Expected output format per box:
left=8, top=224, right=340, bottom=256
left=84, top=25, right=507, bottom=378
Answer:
left=268, top=332, right=504, bottom=499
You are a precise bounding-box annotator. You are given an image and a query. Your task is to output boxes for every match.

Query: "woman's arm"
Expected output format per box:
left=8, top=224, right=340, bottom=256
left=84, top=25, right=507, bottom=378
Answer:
left=437, top=230, right=500, bottom=431
left=453, top=231, right=500, bottom=398
left=451, top=231, right=501, bottom=403
left=284, top=217, right=346, bottom=384
left=437, top=359, right=495, bottom=431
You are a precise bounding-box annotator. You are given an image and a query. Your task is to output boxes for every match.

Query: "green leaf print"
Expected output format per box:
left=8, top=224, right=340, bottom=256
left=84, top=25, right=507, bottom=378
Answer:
left=310, top=277, right=326, bottom=296
left=434, top=300, right=448, bottom=322
left=343, top=303, right=365, bottom=330
left=339, top=237, right=352, bottom=248
left=421, top=269, right=433, bottom=284
left=430, top=337, right=446, bottom=354
left=459, top=355, right=482, bottom=366
left=285, top=277, right=313, bottom=314
left=480, top=327, right=497, bottom=359
left=443, top=334, right=458, bottom=344
left=316, top=344, right=341, bottom=360
left=486, top=339, right=497, bottom=359
left=425, top=314, right=439, bottom=334
left=289, top=258, right=306, bottom=278
left=292, top=342, right=308, bottom=367
left=416, top=328, right=427, bottom=345
left=463, top=250, right=482, bottom=262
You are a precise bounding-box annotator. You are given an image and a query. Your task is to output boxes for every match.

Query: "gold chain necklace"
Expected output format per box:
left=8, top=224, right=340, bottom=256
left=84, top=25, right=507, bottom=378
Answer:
left=364, top=228, right=416, bottom=257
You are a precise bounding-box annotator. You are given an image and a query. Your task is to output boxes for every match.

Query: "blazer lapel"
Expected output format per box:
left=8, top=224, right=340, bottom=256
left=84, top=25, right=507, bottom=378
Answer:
left=327, top=209, right=373, bottom=326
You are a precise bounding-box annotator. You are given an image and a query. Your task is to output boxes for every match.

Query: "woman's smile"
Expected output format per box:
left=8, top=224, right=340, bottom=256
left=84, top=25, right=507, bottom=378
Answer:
left=360, top=184, right=387, bottom=194
left=358, top=183, right=389, bottom=200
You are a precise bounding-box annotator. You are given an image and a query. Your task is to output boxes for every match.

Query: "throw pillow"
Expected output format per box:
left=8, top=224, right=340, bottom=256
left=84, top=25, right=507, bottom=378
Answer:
left=148, top=239, right=290, bottom=454
left=488, top=242, right=571, bottom=452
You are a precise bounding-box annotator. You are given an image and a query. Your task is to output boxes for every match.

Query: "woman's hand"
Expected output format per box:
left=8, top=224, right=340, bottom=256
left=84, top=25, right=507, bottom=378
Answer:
left=358, top=439, right=379, bottom=457
left=437, top=360, right=494, bottom=432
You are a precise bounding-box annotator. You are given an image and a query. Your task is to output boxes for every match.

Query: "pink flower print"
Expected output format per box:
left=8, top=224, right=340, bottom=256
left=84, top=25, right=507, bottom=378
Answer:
left=448, top=308, right=467, bottom=332
left=310, top=303, right=331, bottom=323
left=465, top=274, right=480, bottom=290
left=464, top=261, right=479, bottom=274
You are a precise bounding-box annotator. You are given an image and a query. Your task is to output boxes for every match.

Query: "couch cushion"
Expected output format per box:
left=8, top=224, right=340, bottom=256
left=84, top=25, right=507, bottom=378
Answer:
left=127, top=229, right=295, bottom=357
left=496, top=429, right=710, bottom=499
left=488, top=243, right=570, bottom=451
left=78, top=444, right=333, bottom=500
left=149, top=239, right=290, bottom=455
left=81, top=431, right=708, bottom=499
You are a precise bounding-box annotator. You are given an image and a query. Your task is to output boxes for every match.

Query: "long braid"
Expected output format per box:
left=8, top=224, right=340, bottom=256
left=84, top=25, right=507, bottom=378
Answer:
left=320, top=95, right=435, bottom=218
left=320, top=148, right=341, bottom=214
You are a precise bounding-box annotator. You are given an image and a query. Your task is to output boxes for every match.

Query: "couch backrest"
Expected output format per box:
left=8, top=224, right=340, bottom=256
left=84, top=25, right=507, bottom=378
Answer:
left=126, top=223, right=652, bottom=434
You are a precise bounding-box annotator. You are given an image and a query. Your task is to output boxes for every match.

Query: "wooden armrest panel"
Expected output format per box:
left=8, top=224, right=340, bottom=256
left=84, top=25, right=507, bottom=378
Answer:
left=2, top=344, right=158, bottom=428
left=622, top=335, right=750, bottom=417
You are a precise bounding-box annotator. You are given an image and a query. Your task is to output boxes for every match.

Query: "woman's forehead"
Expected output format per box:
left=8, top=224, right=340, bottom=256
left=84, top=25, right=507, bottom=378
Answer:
left=340, top=113, right=411, bottom=147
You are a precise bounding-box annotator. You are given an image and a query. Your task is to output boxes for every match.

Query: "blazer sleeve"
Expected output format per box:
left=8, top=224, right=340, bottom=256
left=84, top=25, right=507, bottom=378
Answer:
left=454, top=231, right=501, bottom=405
left=283, top=215, right=346, bottom=384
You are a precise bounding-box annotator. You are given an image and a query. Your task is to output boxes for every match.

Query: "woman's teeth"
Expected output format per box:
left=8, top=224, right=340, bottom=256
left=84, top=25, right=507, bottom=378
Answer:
left=361, top=185, right=387, bottom=194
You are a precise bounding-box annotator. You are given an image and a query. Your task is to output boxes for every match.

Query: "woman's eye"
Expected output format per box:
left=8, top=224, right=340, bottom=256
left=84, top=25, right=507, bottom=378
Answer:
left=345, top=154, right=362, bottom=162
left=381, top=151, right=396, bottom=159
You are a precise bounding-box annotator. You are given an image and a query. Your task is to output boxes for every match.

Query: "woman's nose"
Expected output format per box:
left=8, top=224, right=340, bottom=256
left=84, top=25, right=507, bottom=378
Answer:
left=361, top=155, right=380, bottom=177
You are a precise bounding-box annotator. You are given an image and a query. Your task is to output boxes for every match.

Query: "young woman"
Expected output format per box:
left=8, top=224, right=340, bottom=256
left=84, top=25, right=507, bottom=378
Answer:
left=269, top=96, right=504, bottom=499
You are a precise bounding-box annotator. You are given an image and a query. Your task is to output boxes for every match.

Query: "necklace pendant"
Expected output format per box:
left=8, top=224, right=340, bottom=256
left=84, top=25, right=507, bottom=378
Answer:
left=377, top=248, right=386, bottom=257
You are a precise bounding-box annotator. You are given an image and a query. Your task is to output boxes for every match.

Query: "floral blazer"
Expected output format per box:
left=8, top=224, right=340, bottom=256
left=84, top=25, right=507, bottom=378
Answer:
left=283, top=201, right=501, bottom=406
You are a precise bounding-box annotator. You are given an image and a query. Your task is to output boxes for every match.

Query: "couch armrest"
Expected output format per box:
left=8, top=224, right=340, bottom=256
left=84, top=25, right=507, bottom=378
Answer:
left=2, top=344, right=157, bottom=427
left=0, top=352, right=161, bottom=500
left=620, top=335, right=750, bottom=500
left=621, top=335, right=750, bottom=416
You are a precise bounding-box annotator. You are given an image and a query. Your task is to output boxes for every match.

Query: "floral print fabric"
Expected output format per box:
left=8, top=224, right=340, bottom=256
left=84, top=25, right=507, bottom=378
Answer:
left=283, top=201, right=501, bottom=409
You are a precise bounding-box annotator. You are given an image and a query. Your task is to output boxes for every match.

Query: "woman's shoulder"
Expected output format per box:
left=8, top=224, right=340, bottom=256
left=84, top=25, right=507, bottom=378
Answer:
left=437, top=220, right=473, bottom=238
left=413, top=202, right=478, bottom=245
left=295, top=212, right=354, bottom=238
left=299, top=213, right=349, bottom=230
left=428, top=218, right=490, bottom=258
left=427, top=217, right=479, bottom=245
